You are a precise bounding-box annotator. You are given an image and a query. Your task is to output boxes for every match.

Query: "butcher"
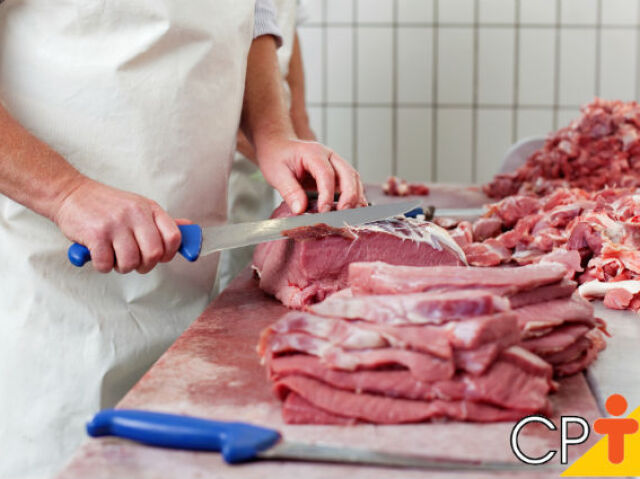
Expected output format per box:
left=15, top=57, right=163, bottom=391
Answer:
left=0, top=1, right=365, bottom=478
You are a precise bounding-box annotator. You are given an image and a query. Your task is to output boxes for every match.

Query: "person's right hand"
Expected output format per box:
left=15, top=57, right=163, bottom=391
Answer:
left=52, top=177, right=182, bottom=274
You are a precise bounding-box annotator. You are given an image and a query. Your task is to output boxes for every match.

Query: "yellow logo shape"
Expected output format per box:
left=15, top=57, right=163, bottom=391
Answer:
left=563, top=404, right=640, bottom=476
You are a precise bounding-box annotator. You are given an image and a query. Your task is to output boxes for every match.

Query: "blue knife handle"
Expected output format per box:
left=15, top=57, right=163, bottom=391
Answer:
left=87, top=409, right=281, bottom=463
left=67, top=224, right=203, bottom=267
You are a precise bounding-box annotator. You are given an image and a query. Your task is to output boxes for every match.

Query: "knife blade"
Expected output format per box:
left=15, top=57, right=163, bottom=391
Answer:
left=66, top=200, right=420, bottom=266
left=422, top=206, right=486, bottom=220
left=87, top=409, right=558, bottom=471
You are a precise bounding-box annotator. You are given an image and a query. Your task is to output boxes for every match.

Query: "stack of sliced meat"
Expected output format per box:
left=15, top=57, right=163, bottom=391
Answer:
left=484, top=99, right=640, bottom=199
left=253, top=202, right=465, bottom=309
left=349, top=262, right=606, bottom=377
left=257, top=262, right=607, bottom=425
left=447, top=187, right=640, bottom=312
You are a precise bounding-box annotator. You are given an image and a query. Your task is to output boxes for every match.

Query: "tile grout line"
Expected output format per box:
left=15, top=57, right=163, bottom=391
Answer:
left=308, top=101, right=589, bottom=110
left=391, top=0, right=399, bottom=177
left=595, top=0, right=603, bottom=97
left=431, top=0, right=439, bottom=182
left=552, top=0, right=561, bottom=130
left=301, top=22, right=640, bottom=30
left=471, top=0, right=480, bottom=183
left=321, top=0, right=328, bottom=142
left=636, top=0, right=640, bottom=101
left=512, top=0, right=521, bottom=144
left=351, top=0, right=358, bottom=170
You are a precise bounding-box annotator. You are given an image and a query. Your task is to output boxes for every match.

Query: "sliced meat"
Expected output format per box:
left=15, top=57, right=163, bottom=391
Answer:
left=508, top=279, right=577, bottom=308
left=348, top=261, right=567, bottom=295
left=269, top=355, right=553, bottom=412
left=463, top=239, right=512, bottom=266
left=603, top=288, right=634, bottom=310
left=275, top=375, right=538, bottom=424
left=309, top=289, right=510, bottom=325
left=522, top=324, right=591, bottom=356
left=472, top=217, right=503, bottom=241
left=514, top=294, right=596, bottom=337
left=553, top=331, right=606, bottom=377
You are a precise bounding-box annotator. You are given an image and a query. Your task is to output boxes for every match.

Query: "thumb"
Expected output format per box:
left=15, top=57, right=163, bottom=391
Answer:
left=267, top=166, right=308, bottom=215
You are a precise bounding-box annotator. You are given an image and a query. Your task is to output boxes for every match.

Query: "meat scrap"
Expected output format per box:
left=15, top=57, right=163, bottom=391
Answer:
left=382, top=176, right=430, bottom=196
left=484, top=99, right=640, bottom=199
left=253, top=202, right=465, bottom=309
left=257, top=262, right=607, bottom=425
left=448, top=186, right=640, bottom=312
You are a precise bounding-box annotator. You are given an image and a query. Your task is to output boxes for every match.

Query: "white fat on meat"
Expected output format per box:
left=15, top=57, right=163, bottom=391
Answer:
left=579, top=279, right=640, bottom=298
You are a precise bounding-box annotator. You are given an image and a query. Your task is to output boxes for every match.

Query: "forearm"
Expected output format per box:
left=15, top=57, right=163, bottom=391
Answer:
left=240, top=35, right=295, bottom=154
left=286, top=33, right=315, bottom=140
left=0, top=102, right=83, bottom=220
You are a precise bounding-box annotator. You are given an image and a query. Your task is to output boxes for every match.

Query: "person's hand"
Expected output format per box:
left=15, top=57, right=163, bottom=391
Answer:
left=256, top=137, right=367, bottom=214
left=236, top=130, right=257, bottom=162
left=52, top=177, right=182, bottom=274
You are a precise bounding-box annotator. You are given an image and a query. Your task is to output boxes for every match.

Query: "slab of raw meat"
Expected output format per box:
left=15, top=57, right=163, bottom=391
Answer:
left=261, top=310, right=519, bottom=359
left=553, top=330, right=606, bottom=377
left=508, top=279, right=576, bottom=308
left=253, top=203, right=466, bottom=309
left=308, top=289, right=510, bottom=325
left=269, top=355, right=553, bottom=412
left=348, top=261, right=567, bottom=295
left=514, top=294, right=596, bottom=337
left=275, top=375, right=537, bottom=424
left=522, top=324, right=591, bottom=356
left=484, top=99, right=640, bottom=199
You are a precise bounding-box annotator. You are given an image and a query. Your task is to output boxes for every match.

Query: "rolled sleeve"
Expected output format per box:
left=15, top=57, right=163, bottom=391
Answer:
left=254, top=0, right=283, bottom=48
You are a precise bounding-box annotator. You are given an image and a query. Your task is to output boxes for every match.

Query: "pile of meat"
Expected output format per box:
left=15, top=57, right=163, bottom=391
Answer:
left=382, top=176, right=430, bottom=196
left=258, top=262, right=602, bottom=424
left=484, top=99, right=640, bottom=199
left=253, top=203, right=466, bottom=309
left=449, top=187, right=640, bottom=311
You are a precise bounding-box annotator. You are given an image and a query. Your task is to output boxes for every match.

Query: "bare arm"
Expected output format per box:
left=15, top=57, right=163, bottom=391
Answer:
left=0, top=102, right=181, bottom=274
left=240, top=36, right=365, bottom=214
left=286, top=32, right=316, bottom=141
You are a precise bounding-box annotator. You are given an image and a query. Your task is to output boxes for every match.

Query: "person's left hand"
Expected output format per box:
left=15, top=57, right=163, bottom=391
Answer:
left=256, top=137, right=367, bottom=215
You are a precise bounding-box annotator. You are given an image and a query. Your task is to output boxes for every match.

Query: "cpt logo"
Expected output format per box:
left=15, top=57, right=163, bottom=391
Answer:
left=510, top=393, right=640, bottom=476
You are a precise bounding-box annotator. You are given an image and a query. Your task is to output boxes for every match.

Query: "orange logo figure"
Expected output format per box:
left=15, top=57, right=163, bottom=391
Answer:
left=594, top=394, right=639, bottom=464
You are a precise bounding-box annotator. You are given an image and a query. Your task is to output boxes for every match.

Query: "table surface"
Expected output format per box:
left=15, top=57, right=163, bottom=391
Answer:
left=56, top=184, right=639, bottom=479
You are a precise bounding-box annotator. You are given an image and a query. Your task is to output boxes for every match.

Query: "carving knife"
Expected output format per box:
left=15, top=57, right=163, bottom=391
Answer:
left=67, top=200, right=420, bottom=266
left=87, top=409, right=557, bottom=471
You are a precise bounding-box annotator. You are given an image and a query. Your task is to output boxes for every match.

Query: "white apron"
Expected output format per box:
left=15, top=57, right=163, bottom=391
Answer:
left=216, top=0, right=297, bottom=292
left=0, top=1, right=254, bottom=478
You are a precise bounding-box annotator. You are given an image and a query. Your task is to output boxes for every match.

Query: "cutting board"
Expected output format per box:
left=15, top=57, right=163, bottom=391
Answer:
left=57, top=269, right=602, bottom=479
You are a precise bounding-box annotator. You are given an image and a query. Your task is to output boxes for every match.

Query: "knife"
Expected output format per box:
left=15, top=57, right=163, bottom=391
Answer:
left=420, top=206, right=486, bottom=220
left=67, top=201, right=420, bottom=267
left=87, top=409, right=555, bottom=471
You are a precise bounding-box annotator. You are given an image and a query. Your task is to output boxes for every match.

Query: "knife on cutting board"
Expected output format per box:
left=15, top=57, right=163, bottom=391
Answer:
left=87, top=409, right=557, bottom=471
left=67, top=200, right=421, bottom=267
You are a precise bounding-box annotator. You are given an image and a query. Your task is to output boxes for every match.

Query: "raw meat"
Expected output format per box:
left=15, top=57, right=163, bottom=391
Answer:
left=253, top=203, right=466, bottom=309
left=508, top=279, right=577, bottom=308
left=484, top=99, right=640, bottom=199
left=348, top=261, right=568, bottom=295
left=382, top=176, right=430, bottom=196
left=514, top=295, right=596, bottom=337
left=308, top=289, right=510, bottom=325
left=275, top=375, right=542, bottom=424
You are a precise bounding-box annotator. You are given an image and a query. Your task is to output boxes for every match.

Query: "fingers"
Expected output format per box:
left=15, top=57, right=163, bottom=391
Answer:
left=303, top=153, right=335, bottom=213
left=328, top=153, right=363, bottom=210
left=152, top=207, right=182, bottom=263
left=269, top=165, right=308, bottom=214
left=112, top=231, right=141, bottom=274
left=89, top=239, right=115, bottom=274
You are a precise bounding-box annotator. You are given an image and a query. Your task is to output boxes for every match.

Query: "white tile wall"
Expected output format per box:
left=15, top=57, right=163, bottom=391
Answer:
left=559, top=29, right=596, bottom=105
left=436, top=108, right=473, bottom=183
left=398, top=27, right=432, bottom=103
left=357, top=107, right=393, bottom=182
left=437, top=28, right=474, bottom=104
left=518, top=28, right=556, bottom=105
left=398, top=0, right=433, bottom=23
left=477, top=27, right=515, bottom=105
left=397, top=108, right=432, bottom=181
left=520, top=0, right=557, bottom=24
left=357, top=27, right=393, bottom=103
left=298, top=0, right=640, bottom=185
left=476, top=109, right=513, bottom=183
left=600, top=29, right=638, bottom=101
left=326, top=27, right=353, bottom=103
